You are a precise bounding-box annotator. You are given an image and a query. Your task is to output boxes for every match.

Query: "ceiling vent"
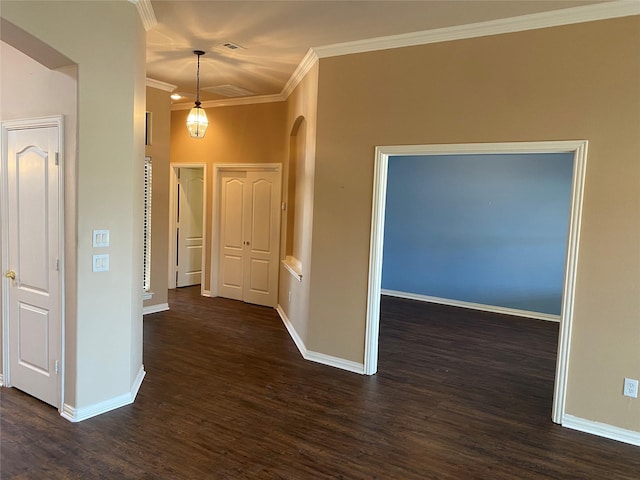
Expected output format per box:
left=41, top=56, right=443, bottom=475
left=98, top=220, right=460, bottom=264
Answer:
left=221, top=42, right=245, bottom=51
left=203, top=85, right=256, bottom=98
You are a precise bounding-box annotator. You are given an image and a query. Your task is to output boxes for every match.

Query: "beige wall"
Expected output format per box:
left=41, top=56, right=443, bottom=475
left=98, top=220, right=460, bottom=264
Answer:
left=278, top=62, right=319, bottom=345
left=170, top=102, right=287, bottom=291
left=144, top=87, right=172, bottom=309
left=308, top=17, right=640, bottom=431
left=1, top=1, right=146, bottom=411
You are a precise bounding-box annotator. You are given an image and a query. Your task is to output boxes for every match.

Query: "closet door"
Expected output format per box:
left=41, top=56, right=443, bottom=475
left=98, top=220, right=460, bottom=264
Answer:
left=218, top=169, right=281, bottom=307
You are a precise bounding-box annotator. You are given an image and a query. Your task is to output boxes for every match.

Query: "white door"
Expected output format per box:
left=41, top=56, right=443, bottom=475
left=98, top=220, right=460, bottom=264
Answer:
left=2, top=119, right=62, bottom=408
left=218, top=169, right=281, bottom=307
left=176, top=167, right=204, bottom=287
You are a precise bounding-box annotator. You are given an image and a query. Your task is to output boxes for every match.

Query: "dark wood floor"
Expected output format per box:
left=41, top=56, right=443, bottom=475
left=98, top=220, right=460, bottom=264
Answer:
left=2, top=287, right=639, bottom=479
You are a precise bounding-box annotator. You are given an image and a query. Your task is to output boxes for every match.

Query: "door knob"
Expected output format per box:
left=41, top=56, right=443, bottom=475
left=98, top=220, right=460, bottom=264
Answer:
left=4, top=270, right=16, bottom=280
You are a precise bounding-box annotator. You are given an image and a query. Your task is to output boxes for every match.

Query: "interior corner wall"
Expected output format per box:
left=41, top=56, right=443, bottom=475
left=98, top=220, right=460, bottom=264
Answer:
left=278, top=62, right=319, bottom=347
left=144, top=87, right=172, bottom=310
left=1, top=1, right=146, bottom=412
left=169, top=101, right=287, bottom=292
left=310, top=16, right=640, bottom=432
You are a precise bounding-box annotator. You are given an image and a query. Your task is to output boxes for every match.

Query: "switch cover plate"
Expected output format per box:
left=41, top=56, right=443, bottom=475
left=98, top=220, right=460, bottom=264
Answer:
left=92, top=254, right=109, bottom=272
left=93, top=229, right=110, bottom=247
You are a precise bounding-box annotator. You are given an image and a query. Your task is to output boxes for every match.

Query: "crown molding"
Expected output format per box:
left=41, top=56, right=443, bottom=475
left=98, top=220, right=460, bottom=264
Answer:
left=129, top=0, right=157, bottom=31
left=171, top=93, right=285, bottom=111
left=146, top=78, right=176, bottom=92
left=313, top=0, right=640, bottom=58
left=166, top=0, right=639, bottom=109
left=281, top=49, right=319, bottom=99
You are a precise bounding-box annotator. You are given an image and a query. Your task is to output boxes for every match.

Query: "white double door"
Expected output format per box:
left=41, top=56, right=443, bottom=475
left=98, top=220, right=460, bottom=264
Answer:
left=218, top=168, right=281, bottom=307
left=2, top=118, right=62, bottom=408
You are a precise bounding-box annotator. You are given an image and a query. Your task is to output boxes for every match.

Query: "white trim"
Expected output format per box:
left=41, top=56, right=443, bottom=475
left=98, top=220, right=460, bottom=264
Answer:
left=146, top=78, right=176, bottom=92
left=166, top=1, right=638, bottom=109
left=365, top=141, right=588, bottom=427
left=314, top=1, right=640, bottom=59
left=143, top=303, right=169, bottom=315
left=281, top=49, right=319, bottom=99
left=61, top=366, right=145, bottom=422
left=276, top=305, right=307, bottom=356
left=553, top=141, right=588, bottom=424
left=129, top=0, right=157, bottom=31
left=172, top=94, right=284, bottom=111
left=1, top=115, right=66, bottom=412
left=201, top=289, right=212, bottom=298
left=0, top=374, right=4, bottom=386
left=381, top=289, right=561, bottom=323
left=142, top=291, right=153, bottom=301
left=130, top=364, right=146, bottom=399
left=282, top=257, right=303, bottom=282
left=562, top=414, right=640, bottom=447
left=276, top=305, right=365, bottom=374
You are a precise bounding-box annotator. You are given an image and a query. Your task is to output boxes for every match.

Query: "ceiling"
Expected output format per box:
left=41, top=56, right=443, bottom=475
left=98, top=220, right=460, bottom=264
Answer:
left=146, top=0, right=606, bottom=105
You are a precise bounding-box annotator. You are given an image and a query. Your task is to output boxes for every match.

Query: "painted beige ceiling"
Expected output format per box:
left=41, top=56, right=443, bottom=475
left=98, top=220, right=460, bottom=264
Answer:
left=146, top=0, right=604, bottom=104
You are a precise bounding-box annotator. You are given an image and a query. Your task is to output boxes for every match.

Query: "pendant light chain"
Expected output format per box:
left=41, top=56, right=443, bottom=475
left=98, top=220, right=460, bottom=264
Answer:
left=195, top=52, right=201, bottom=106
left=186, top=49, right=209, bottom=138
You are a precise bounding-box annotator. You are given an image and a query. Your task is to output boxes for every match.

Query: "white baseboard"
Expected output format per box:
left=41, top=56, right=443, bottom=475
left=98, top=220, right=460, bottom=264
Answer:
left=0, top=374, right=4, bottom=386
left=143, top=303, right=169, bottom=315
left=276, top=305, right=365, bottom=375
left=130, top=364, right=146, bottom=400
left=276, top=305, right=307, bottom=355
left=562, top=414, right=640, bottom=447
left=381, top=289, right=561, bottom=323
left=61, top=366, right=146, bottom=423
left=201, top=289, right=212, bottom=297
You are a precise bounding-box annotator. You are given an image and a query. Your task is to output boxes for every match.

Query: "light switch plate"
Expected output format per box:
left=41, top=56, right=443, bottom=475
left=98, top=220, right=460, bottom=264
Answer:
left=93, top=229, right=110, bottom=247
left=92, top=254, right=109, bottom=272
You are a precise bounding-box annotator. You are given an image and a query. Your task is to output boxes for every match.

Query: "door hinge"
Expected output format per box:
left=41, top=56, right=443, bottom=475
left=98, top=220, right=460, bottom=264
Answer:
left=55, top=258, right=60, bottom=271
left=55, top=360, right=59, bottom=374
left=55, top=152, right=59, bottom=166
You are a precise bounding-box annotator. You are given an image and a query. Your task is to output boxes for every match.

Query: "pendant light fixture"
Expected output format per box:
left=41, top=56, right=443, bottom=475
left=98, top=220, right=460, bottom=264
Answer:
left=186, top=50, right=208, bottom=138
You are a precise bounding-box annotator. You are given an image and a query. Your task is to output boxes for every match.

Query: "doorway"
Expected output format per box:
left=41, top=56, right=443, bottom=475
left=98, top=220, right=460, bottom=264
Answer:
left=1, top=116, right=65, bottom=409
left=211, top=163, right=282, bottom=308
left=365, top=141, right=588, bottom=424
left=168, top=164, right=206, bottom=292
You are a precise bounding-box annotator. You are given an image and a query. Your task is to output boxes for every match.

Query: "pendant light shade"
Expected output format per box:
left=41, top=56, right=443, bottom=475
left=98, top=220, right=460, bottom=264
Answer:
left=187, top=104, right=208, bottom=138
left=187, top=50, right=208, bottom=138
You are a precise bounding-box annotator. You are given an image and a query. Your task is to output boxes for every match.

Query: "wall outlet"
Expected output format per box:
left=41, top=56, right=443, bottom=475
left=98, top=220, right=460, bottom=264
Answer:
left=623, top=378, right=638, bottom=398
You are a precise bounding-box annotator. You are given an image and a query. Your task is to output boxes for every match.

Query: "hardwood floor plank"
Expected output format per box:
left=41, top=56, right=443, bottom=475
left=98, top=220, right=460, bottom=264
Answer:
left=1, top=288, right=639, bottom=479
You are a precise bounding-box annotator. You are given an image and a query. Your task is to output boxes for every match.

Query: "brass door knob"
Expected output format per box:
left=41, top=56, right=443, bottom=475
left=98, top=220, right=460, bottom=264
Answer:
left=4, top=270, right=16, bottom=280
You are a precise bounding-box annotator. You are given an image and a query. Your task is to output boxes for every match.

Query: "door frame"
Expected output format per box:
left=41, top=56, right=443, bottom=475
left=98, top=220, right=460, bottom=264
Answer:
left=0, top=115, right=65, bottom=411
left=168, top=163, right=207, bottom=293
left=211, top=163, right=282, bottom=298
left=365, top=141, right=588, bottom=425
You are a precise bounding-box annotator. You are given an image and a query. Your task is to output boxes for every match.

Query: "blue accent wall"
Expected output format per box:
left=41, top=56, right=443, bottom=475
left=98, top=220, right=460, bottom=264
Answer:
left=381, top=153, right=574, bottom=315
